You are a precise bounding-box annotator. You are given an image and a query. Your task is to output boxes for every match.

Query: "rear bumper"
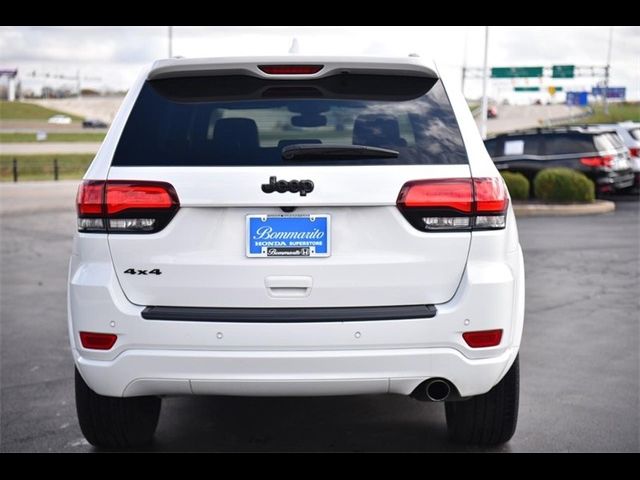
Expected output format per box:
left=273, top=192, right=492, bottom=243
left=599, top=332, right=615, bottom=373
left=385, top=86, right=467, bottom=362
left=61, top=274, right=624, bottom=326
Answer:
left=68, top=218, right=525, bottom=399
left=74, top=346, right=518, bottom=398
left=595, top=170, right=635, bottom=191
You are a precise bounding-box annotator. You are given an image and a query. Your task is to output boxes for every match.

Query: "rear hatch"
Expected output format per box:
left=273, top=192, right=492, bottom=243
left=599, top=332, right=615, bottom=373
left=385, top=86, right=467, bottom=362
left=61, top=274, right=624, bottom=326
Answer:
left=104, top=66, right=474, bottom=308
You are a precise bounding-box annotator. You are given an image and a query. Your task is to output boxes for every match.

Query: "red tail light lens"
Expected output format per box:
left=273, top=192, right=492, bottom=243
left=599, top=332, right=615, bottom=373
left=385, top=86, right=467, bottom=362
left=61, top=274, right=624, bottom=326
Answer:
left=398, top=179, right=473, bottom=213
left=76, top=180, right=104, bottom=215
left=580, top=155, right=613, bottom=168
left=462, top=329, right=503, bottom=348
left=79, top=331, right=117, bottom=350
left=106, top=183, right=177, bottom=215
left=397, top=177, right=509, bottom=231
left=76, top=180, right=179, bottom=234
left=628, top=147, right=639, bottom=157
left=258, top=65, right=323, bottom=75
left=474, top=177, right=508, bottom=213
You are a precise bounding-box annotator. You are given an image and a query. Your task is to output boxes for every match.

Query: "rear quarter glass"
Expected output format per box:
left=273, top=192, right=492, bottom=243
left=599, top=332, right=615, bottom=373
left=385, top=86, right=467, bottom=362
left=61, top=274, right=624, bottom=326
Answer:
left=111, top=74, right=468, bottom=167
left=542, top=133, right=597, bottom=155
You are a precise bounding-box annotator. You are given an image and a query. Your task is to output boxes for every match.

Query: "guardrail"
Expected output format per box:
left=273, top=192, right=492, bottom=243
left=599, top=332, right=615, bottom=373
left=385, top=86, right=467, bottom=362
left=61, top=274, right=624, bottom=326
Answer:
left=10, top=157, right=60, bottom=182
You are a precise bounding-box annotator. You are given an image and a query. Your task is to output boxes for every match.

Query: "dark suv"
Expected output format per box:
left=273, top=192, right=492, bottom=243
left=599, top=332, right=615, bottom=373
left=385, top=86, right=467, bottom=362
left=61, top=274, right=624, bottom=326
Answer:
left=484, top=127, right=634, bottom=195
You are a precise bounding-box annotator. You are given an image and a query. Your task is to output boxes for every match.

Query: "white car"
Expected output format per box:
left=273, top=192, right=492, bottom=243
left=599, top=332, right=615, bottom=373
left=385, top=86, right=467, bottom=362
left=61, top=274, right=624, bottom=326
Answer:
left=69, top=55, right=525, bottom=448
left=598, top=122, right=640, bottom=193
left=47, top=114, right=72, bottom=124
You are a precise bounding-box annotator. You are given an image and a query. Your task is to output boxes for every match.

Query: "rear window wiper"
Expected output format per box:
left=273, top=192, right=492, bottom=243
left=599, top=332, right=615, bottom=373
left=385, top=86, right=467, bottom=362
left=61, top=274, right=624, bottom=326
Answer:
left=282, top=144, right=399, bottom=160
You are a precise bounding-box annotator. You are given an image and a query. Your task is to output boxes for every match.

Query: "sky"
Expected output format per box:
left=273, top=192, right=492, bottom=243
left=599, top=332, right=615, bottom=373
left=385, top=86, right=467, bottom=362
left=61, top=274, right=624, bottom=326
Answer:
left=1, top=26, right=638, bottom=102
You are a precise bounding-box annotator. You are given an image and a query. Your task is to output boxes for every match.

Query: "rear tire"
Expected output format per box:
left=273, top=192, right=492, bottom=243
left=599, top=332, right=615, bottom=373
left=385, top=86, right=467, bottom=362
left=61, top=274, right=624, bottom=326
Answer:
left=445, top=355, right=519, bottom=446
left=75, top=368, right=161, bottom=449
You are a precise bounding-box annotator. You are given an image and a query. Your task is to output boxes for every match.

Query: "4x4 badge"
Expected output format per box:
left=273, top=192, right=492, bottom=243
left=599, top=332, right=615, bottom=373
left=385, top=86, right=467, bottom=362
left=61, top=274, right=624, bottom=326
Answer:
left=261, top=176, right=314, bottom=196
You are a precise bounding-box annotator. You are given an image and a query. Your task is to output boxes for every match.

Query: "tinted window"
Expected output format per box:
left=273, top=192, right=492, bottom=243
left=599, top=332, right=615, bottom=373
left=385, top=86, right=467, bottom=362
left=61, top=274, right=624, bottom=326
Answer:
left=112, top=75, right=467, bottom=166
left=484, top=138, right=500, bottom=156
left=542, top=133, right=596, bottom=155
left=504, top=135, right=540, bottom=155
left=629, top=128, right=640, bottom=141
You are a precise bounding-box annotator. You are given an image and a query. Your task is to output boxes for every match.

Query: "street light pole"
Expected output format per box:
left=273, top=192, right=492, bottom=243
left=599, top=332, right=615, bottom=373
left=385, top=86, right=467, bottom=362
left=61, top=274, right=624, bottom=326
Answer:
left=603, top=26, right=613, bottom=115
left=168, top=26, right=173, bottom=58
left=480, top=26, right=490, bottom=140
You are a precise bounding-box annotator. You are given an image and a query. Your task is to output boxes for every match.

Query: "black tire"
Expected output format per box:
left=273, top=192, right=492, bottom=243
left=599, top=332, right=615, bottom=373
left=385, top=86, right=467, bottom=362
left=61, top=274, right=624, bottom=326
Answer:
left=445, top=355, right=519, bottom=446
left=75, top=368, right=161, bottom=449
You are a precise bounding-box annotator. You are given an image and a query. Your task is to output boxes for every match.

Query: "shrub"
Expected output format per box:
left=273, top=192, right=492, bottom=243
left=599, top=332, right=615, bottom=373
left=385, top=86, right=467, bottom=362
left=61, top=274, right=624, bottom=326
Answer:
left=500, top=171, right=530, bottom=200
left=533, top=168, right=595, bottom=203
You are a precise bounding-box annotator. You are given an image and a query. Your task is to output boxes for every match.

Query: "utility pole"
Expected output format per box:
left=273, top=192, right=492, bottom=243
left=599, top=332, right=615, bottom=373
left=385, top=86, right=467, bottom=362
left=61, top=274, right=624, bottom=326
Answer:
left=461, top=28, right=469, bottom=97
left=480, top=26, right=490, bottom=140
left=168, top=26, right=173, bottom=58
left=603, top=26, right=613, bottom=115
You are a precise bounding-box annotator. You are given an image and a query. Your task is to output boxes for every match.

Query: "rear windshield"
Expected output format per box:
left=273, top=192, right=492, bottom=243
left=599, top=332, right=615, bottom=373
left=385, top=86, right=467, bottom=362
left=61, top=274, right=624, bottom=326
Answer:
left=543, top=133, right=596, bottom=155
left=628, top=128, right=640, bottom=141
left=112, top=74, right=467, bottom=166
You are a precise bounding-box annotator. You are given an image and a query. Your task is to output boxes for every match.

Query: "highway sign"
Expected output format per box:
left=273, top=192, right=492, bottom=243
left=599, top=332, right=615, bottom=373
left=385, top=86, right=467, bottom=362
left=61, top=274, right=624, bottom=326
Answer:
left=492, top=67, right=543, bottom=78
left=514, top=86, right=540, bottom=92
left=552, top=65, right=575, bottom=78
left=592, top=87, right=626, bottom=99
left=566, top=91, right=589, bottom=106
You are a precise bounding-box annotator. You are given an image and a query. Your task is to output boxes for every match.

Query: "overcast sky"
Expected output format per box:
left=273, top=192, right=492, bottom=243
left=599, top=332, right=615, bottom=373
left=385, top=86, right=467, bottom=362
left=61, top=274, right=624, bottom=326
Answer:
left=1, top=26, right=638, bottom=101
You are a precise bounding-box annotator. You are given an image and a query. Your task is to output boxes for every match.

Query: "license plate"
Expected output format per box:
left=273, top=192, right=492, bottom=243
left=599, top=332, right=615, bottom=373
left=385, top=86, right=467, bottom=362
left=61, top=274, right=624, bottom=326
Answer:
left=246, top=214, right=331, bottom=258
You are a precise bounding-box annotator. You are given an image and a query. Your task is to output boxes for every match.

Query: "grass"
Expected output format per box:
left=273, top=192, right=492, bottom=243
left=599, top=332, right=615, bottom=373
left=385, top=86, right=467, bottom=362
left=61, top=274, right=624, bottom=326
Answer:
left=0, top=154, right=93, bottom=182
left=0, top=100, right=84, bottom=121
left=575, top=102, right=640, bottom=124
left=0, top=132, right=106, bottom=143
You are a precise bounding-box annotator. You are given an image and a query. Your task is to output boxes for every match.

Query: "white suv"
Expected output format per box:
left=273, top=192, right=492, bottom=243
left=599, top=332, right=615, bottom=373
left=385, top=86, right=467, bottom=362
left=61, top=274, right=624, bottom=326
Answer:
left=69, top=56, right=525, bottom=448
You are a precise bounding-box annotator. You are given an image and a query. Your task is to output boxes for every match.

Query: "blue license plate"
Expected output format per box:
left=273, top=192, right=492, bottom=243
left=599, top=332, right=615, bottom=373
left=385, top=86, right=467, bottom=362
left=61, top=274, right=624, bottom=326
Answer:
left=246, top=214, right=331, bottom=258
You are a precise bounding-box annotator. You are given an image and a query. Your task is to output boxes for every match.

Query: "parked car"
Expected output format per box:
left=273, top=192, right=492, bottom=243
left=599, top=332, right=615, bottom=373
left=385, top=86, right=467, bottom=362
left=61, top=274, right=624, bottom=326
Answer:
left=47, top=114, right=72, bottom=124
left=584, top=122, right=639, bottom=194
left=82, top=118, right=108, bottom=128
left=70, top=55, right=524, bottom=448
left=484, top=126, right=634, bottom=195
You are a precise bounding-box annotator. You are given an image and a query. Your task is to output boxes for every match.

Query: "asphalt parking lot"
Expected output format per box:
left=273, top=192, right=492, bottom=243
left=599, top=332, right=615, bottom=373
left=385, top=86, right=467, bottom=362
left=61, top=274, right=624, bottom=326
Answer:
left=0, top=182, right=638, bottom=452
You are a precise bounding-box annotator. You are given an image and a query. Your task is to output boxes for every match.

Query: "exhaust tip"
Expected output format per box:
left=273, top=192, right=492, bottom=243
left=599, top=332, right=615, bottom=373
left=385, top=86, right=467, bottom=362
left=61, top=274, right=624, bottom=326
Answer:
left=425, top=379, right=451, bottom=402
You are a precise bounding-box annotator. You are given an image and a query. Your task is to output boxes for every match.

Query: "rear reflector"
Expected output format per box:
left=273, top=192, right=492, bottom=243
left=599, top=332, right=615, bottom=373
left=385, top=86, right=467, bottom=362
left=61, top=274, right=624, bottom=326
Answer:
left=397, top=177, right=509, bottom=231
left=76, top=180, right=179, bottom=234
left=580, top=155, right=613, bottom=168
left=462, top=329, right=503, bottom=348
left=258, top=65, right=323, bottom=75
left=79, top=331, right=117, bottom=350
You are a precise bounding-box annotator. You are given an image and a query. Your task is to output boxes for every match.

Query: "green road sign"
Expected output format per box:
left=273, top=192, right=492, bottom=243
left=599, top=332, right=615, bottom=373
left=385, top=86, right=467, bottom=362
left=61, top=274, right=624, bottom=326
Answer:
left=552, top=65, right=575, bottom=78
left=492, top=66, right=543, bottom=78
left=514, top=86, right=541, bottom=92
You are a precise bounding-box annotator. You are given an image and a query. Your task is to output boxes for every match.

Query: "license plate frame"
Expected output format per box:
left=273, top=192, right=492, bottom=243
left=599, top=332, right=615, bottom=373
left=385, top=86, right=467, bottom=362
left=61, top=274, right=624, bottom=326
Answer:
left=246, top=214, right=331, bottom=258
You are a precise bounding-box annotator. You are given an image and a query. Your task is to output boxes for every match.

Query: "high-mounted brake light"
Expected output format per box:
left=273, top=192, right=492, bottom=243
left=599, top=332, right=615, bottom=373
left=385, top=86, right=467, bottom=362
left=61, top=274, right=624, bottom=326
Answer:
left=397, top=177, right=508, bottom=231
left=76, top=180, right=179, bottom=234
left=462, top=329, right=503, bottom=348
left=79, top=331, right=117, bottom=350
left=258, top=65, right=323, bottom=75
left=580, top=155, right=613, bottom=168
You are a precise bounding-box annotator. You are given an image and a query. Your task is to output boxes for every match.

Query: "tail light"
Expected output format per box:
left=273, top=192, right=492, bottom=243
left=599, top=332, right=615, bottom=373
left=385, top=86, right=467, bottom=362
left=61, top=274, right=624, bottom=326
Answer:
left=628, top=147, right=639, bottom=158
left=580, top=155, right=613, bottom=168
left=79, top=331, right=117, bottom=350
left=397, top=177, right=508, bottom=231
left=462, top=329, right=503, bottom=348
left=76, top=180, right=179, bottom=234
left=258, top=65, right=323, bottom=75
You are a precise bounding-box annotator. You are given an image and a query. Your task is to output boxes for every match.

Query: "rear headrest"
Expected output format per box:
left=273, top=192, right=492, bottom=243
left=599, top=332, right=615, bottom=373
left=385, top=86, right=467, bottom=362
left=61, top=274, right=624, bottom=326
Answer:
left=352, top=114, right=407, bottom=148
left=213, top=118, right=259, bottom=152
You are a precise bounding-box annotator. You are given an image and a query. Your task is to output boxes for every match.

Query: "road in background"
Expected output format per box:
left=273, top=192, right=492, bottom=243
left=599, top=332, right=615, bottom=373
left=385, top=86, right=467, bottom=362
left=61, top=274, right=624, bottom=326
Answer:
left=0, top=143, right=102, bottom=154
left=477, top=104, right=583, bottom=134
left=0, top=182, right=638, bottom=452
